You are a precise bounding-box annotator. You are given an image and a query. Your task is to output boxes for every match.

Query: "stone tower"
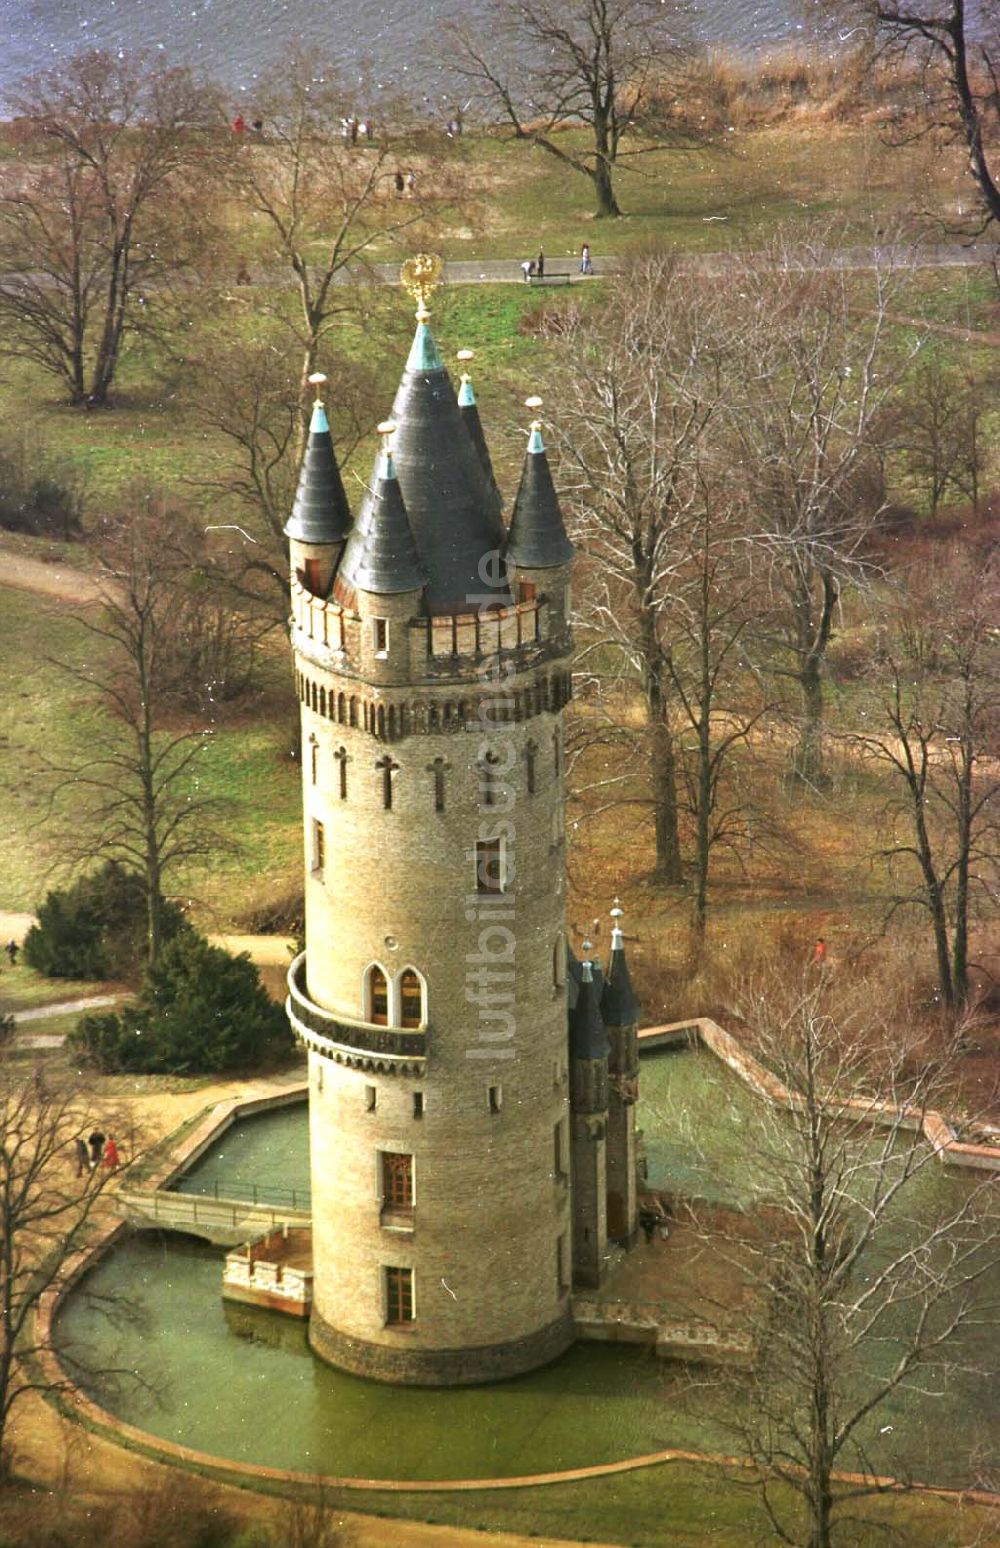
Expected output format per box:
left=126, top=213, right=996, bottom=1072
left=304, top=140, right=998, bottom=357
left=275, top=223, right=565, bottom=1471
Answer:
left=284, top=270, right=578, bottom=1386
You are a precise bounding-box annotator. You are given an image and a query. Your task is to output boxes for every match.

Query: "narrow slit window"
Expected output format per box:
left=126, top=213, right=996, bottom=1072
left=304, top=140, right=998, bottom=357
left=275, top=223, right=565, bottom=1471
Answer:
left=304, top=557, right=322, bottom=594
left=475, top=837, right=504, bottom=895
left=413, top=1091, right=424, bottom=1119
left=429, top=756, right=448, bottom=813
left=376, top=755, right=398, bottom=810
left=311, top=819, right=326, bottom=876
left=309, top=736, right=319, bottom=786
left=365, top=1084, right=377, bottom=1111
left=334, top=745, right=348, bottom=800
left=373, top=618, right=389, bottom=654
left=525, top=738, right=537, bottom=796
left=488, top=1084, right=502, bottom=1114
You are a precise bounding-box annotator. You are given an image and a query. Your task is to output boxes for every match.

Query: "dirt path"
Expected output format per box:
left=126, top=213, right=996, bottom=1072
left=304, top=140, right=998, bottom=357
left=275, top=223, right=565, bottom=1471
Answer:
left=0, top=545, right=105, bottom=604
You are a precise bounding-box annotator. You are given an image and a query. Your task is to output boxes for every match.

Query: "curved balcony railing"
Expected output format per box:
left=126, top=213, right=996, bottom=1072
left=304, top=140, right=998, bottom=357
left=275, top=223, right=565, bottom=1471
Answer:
left=286, top=952, right=427, bottom=1068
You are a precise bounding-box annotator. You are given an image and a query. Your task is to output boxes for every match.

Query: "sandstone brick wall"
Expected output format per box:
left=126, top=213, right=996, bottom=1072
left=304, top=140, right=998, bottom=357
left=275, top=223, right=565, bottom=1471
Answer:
left=291, top=582, right=577, bottom=1382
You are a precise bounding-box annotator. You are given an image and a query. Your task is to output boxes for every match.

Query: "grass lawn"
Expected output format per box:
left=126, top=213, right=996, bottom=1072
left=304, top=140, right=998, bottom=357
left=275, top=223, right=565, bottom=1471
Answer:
left=0, top=584, right=302, bottom=927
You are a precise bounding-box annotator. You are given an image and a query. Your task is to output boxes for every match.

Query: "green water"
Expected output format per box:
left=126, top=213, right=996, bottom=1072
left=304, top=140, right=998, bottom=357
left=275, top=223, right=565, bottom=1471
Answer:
left=57, top=1050, right=997, bottom=1486
left=172, top=1105, right=310, bottom=1207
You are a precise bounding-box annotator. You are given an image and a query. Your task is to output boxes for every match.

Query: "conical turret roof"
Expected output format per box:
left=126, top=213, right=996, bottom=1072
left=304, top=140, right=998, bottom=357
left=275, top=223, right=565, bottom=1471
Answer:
left=284, top=399, right=352, bottom=545
left=387, top=321, right=509, bottom=612
left=570, top=959, right=610, bottom=1061
left=457, top=364, right=502, bottom=524
left=601, top=924, right=641, bottom=1028
left=338, top=446, right=424, bottom=596
left=506, top=422, right=574, bottom=570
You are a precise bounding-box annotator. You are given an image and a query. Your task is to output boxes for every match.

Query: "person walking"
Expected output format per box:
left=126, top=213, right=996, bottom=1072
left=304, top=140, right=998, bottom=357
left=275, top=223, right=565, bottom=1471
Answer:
left=394, top=169, right=405, bottom=196
left=5, top=939, right=17, bottom=965
left=580, top=242, right=592, bottom=275
left=536, top=249, right=545, bottom=278
left=103, top=1135, right=121, bottom=1171
left=813, top=937, right=828, bottom=966
left=521, top=258, right=535, bottom=282
left=74, top=1137, right=89, bottom=1178
left=88, top=1129, right=106, bottom=1170
left=405, top=168, right=416, bottom=195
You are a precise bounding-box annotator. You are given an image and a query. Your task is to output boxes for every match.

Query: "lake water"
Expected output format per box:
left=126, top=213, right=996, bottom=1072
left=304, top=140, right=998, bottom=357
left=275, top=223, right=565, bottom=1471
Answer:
left=0, top=0, right=846, bottom=112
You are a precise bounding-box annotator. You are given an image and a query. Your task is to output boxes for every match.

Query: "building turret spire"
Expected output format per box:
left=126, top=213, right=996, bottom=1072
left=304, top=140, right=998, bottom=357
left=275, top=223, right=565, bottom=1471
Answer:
left=284, top=374, right=353, bottom=547
left=601, top=901, right=641, bottom=1028
left=570, top=943, right=610, bottom=1061
left=455, top=348, right=502, bottom=523
left=384, top=256, right=508, bottom=612
left=505, top=401, right=574, bottom=570
left=337, top=421, right=425, bottom=596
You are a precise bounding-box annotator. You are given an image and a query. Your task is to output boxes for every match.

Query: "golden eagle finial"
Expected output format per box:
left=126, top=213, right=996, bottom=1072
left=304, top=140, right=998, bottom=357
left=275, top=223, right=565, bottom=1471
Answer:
left=400, top=253, right=444, bottom=322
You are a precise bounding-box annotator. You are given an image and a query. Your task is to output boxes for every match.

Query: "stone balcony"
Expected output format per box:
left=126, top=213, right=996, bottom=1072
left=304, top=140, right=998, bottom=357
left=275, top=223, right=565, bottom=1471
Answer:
left=286, top=952, right=428, bottom=1077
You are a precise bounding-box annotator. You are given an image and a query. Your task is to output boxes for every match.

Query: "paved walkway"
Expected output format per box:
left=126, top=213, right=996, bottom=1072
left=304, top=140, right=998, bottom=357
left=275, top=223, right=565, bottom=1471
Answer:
left=363, top=242, right=997, bottom=287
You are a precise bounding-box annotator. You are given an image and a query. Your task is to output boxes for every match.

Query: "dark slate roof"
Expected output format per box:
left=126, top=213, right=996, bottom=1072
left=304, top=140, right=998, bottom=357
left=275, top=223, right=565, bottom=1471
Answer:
left=388, top=323, right=510, bottom=612
left=505, top=423, right=574, bottom=571
left=601, top=928, right=641, bottom=1027
left=284, top=400, right=353, bottom=544
left=337, top=449, right=425, bottom=596
left=458, top=372, right=503, bottom=525
left=566, top=940, right=582, bottom=1012
left=569, top=961, right=610, bottom=1062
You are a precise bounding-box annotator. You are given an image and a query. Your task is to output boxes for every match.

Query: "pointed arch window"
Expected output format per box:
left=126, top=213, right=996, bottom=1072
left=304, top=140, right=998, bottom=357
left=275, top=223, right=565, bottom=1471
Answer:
left=399, top=968, right=424, bottom=1028
left=367, top=965, right=389, bottom=1026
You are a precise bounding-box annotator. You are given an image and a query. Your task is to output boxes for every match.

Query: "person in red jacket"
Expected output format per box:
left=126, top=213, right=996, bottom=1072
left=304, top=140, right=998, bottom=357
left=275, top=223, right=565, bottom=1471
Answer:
left=813, top=937, right=828, bottom=966
left=103, top=1135, right=121, bottom=1171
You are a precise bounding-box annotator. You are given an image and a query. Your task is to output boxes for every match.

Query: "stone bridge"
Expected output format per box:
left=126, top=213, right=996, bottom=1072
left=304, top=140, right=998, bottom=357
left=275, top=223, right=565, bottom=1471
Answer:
left=117, top=1185, right=311, bottom=1248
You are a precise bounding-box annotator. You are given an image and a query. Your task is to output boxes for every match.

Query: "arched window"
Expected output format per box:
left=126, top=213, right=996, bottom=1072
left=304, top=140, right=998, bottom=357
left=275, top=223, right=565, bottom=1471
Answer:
left=319, top=686, right=326, bottom=718
left=366, top=965, right=389, bottom=1026
left=399, top=968, right=424, bottom=1028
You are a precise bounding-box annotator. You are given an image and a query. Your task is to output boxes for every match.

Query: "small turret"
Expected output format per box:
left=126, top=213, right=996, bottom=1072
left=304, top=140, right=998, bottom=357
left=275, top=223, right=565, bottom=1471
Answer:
left=569, top=957, right=610, bottom=1066
left=337, top=424, right=424, bottom=598
left=602, top=902, right=641, bottom=1249
left=456, top=348, right=502, bottom=523
left=285, top=374, right=353, bottom=597
left=602, top=910, right=641, bottom=1030
left=505, top=407, right=574, bottom=572
left=568, top=944, right=610, bottom=1289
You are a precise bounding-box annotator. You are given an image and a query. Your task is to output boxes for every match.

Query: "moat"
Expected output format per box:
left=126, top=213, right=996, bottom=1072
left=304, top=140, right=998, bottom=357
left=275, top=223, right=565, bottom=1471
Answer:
left=55, top=1048, right=996, bottom=1489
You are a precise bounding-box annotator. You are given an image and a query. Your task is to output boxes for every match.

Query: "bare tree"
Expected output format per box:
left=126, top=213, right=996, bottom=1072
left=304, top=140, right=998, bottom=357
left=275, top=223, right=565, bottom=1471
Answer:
left=189, top=334, right=378, bottom=624
left=667, top=487, right=773, bottom=935
left=851, top=552, right=999, bottom=1011
left=0, top=1060, right=136, bottom=1478
left=730, top=237, right=918, bottom=785
left=0, top=50, right=221, bottom=406
left=554, top=253, right=747, bottom=881
left=45, top=509, right=233, bottom=967
left=687, top=973, right=999, bottom=1548
left=221, top=56, right=429, bottom=427
left=451, top=0, right=696, bottom=218
left=896, top=357, right=990, bottom=517
left=869, top=0, right=1000, bottom=234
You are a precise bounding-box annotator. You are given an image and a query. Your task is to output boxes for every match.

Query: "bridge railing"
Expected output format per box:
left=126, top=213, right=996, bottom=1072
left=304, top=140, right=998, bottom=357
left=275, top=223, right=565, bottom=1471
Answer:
left=167, top=1178, right=311, bottom=1210
left=118, top=1187, right=310, bottom=1235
